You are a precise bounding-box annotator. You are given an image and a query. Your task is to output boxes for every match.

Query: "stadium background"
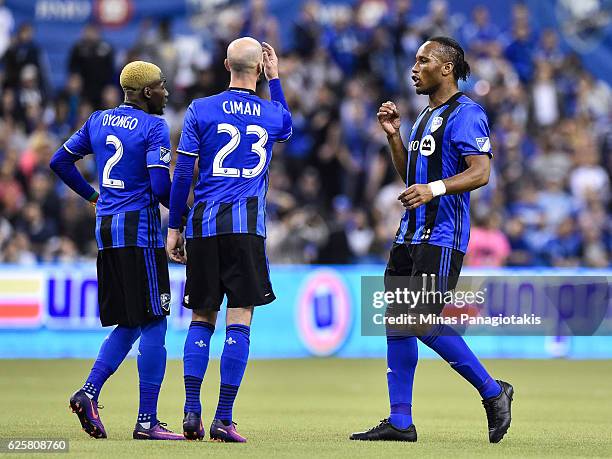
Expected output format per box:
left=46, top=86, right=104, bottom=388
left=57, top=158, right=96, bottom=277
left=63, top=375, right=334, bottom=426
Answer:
left=0, top=0, right=610, bottom=361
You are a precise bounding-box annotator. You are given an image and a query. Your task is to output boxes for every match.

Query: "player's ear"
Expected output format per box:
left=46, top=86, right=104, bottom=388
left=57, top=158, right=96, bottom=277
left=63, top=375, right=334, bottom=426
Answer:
left=224, top=59, right=230, bottom=72
left=143, top=86, right=152, bottom=100
left=442, top=62, right=453, bottom=77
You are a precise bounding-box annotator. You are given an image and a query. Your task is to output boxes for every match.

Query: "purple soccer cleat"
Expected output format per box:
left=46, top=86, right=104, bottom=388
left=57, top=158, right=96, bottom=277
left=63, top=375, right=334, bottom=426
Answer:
left=133, top=421, right=185, bottom=440
left=69, top=390, right=107, bottom=439
left=209, top=419, right=247, bottom=443
left=183, top=412, right=205, bottom=440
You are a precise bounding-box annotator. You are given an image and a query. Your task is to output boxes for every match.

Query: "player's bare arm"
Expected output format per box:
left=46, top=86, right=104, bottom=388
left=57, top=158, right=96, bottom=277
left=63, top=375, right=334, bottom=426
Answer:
left=398, top=154, right=490, bottom=210
left=377, top=101, right=407, bottom=183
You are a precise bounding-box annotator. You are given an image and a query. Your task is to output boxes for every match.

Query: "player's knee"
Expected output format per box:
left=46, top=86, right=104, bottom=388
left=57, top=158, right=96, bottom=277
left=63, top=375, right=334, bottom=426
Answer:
left=386, top=322, right=433, bottom=337
left=410, top=322, right=436, bottom=337
left=226, top=306, right=254, bottom=326
left=140, top=317, right=167, bottom=346
left=113, top=324, right=141, bottom=342
left=192, top=309, right=217, bottom=324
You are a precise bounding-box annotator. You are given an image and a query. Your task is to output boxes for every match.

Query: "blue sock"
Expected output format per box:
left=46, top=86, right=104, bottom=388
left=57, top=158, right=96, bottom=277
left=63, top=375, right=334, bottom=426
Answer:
left=215, top=324, right=250, bottom=423
left=419, top=324, right=502, bottom=399
left=137, top=318, right=167, bottom=427
left=386, top=335, right=417, bottom=429
left=183, top=321, right=215, bottom=413
left=83, top=325, right=140, bottom=401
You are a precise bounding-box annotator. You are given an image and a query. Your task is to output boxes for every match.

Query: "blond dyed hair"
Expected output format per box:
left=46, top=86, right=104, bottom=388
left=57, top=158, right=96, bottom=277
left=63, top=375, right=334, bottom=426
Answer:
left=119, top=61, right=162, bottom=90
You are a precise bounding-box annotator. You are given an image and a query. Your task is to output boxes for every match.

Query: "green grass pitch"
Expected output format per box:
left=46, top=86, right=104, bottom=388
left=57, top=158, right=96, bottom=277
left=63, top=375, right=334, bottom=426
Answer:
left=1, top=359, right=610, bottom=458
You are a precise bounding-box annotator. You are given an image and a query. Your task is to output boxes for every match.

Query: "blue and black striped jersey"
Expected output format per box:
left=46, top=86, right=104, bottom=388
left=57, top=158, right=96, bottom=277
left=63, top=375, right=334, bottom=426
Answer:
left=177, top=88, right=292, bottom=239
left=396, top=92, right=492, bottom=253
left=63, top=104, right=171, bottom=250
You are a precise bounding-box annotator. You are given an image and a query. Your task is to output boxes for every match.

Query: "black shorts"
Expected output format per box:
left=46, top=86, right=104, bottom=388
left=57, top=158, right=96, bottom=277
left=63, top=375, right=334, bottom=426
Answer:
left=97, top=247, right=170, bottom=327
left=385, top=243, right=464, bottom=281
left=183, top=234, right=275, bottom=311
left=384, top=243, right=464, bottom=317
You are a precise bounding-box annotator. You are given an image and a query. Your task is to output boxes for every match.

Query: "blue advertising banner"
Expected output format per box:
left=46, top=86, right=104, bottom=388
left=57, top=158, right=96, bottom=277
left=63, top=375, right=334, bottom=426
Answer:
left=0, top=264, right=610, bottom=359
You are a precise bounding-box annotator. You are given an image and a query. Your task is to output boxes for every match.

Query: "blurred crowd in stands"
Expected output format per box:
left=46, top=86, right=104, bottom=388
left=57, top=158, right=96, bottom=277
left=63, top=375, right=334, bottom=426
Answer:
left=0, top=0, right=610, bottom=267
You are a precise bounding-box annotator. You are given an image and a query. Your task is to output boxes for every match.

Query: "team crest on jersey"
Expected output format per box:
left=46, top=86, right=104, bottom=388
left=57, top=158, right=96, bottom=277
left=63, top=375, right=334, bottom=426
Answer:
left=160, top=293, right=171, bottom=311
left=160, top=147, right=171, bottom=164
left=420, top=134, right=436, bottom=156
left=476, top=137, right=491, bottom=153
left=431, top=116, right=443, bottom=132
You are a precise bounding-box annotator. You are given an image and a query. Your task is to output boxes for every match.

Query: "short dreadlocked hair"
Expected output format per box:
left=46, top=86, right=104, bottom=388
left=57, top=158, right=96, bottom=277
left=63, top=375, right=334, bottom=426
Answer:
left=119, top=61, right=162, bottom=91
left=428, top=36, right=471, bottom=81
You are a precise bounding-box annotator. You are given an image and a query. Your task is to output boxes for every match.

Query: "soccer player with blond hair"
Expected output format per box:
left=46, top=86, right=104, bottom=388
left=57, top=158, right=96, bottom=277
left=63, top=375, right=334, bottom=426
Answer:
left=50, top=61, right=184, bottom=440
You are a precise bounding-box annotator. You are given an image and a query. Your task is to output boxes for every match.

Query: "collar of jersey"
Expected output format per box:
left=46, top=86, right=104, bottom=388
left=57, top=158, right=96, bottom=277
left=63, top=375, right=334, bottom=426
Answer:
left=118, top=102, right=144, bottom=111
left=228, top=87, right=256, bottom=95
left=427, top=91, right=463, bottom=111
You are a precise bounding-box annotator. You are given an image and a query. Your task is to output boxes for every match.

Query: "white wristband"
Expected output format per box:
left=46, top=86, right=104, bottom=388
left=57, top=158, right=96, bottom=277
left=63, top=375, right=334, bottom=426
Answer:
left=428, top=180, right=446, bottom=197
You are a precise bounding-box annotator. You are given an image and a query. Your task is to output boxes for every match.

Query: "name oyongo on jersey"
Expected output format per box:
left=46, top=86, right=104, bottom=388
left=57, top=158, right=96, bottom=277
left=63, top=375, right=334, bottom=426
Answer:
left=63, top=104, right=171, bottom=250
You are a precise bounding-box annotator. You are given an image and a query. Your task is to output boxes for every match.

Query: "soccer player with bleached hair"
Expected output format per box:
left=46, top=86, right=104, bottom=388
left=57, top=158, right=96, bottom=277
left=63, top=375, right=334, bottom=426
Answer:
left=167, top=38, right=292, bottom=442
left=50, top=61, right=186, bottom=440
left=350, top=37, right=514, bottom=443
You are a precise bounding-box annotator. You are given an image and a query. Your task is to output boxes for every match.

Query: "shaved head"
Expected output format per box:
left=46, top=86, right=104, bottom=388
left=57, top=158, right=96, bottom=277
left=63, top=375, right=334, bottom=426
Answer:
left=226, top=37, right=263, bottom=75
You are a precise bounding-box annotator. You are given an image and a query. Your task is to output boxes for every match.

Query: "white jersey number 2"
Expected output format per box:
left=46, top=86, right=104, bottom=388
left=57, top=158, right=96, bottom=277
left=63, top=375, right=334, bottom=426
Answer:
left=102, top=135, right=125, bottom=189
